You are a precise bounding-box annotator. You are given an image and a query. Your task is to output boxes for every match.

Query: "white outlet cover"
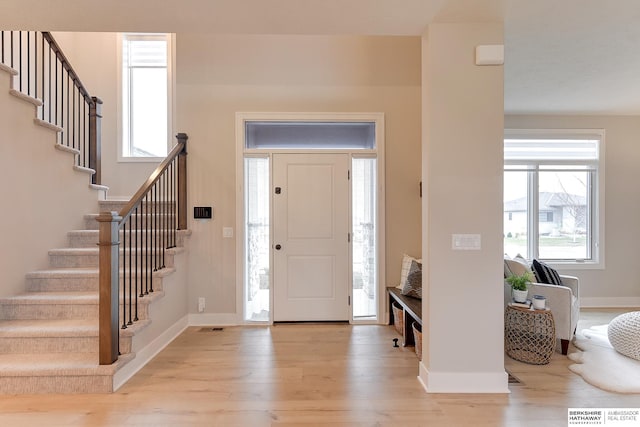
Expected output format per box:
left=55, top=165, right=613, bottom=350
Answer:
left=452, top=234, right=481, bottom=250
left=223, top=227, right=233, bottom=238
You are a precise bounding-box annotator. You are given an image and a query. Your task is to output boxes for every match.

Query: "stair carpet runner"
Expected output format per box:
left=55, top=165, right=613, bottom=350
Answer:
left=0, top=200, right=185, bottom=394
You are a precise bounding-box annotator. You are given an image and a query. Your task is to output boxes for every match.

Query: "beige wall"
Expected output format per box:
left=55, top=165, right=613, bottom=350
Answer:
left=53, top=32, right=423, bottom=314
left=421, top=23, right=506, bottom=392
left=53, top=32, right=159, bottom=198
left=0, top=70, right=99, bottom=297
left=506, top=114, right=640, bottom=306
left=176, top=34, right=422, bottom=314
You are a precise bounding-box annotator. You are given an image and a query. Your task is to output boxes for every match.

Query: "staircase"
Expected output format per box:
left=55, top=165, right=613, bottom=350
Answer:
left=0, top=200, right=189, bottom=393
left=0, top=32, right=190, bottom=394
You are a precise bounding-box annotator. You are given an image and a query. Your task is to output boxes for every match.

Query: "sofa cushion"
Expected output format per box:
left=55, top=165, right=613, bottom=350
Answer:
left=401, top=260, right=422, bottom=299
left=532, top=259, right=563, bottom=285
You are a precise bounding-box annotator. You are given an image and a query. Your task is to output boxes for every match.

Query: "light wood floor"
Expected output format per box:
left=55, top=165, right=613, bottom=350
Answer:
left=0, top=309, right=638, bottom=426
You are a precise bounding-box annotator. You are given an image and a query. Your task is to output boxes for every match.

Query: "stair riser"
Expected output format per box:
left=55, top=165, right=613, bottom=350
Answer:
left=85, top=214, right=176, bottom=230
left=26, top=276, right=164, bottom=293
left=0, top=336, right=97, bottom=354
left=0, top=375, right=112, bottom=394
left=0, top=304, right=149, bottom=321
left=69, top=232, right=186, bottom=248
left=0, top=336, right=132, bottom=354
left=99, top=200, right=176, bottom=212
left=49, top=254, right=98, bottom=268
left=27, top=277, right=97, bottom=292
left=49, top=252, right=176, bottom=268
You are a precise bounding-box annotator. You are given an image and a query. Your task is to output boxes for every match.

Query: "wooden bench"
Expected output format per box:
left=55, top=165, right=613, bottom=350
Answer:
left=388, top=287, right=422, bottom=347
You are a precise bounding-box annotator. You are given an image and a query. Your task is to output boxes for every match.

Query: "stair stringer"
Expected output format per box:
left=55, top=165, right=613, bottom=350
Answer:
left=0, top=65, right=102, bottom=298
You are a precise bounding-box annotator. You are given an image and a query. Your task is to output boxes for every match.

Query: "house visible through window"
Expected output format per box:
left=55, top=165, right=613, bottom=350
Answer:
left=503, top=130, right=602, bottom=264
left=121, top=33, right=171, bottom=158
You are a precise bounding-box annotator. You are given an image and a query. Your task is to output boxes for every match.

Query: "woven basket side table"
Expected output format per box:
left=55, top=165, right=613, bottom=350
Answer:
left=505, top=304, right=556, bottom=365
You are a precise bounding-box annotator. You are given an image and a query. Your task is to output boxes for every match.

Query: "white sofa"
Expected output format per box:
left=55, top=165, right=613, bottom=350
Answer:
left=504, top=275, right=580, bottom=355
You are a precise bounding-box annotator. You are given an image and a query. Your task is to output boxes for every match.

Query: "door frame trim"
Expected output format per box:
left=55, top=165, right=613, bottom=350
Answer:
left=235, top=112, right=386, bottom=325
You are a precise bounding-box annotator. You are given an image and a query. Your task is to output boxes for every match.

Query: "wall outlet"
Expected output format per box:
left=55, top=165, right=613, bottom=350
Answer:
left=198, top=297, right=205, bottom=313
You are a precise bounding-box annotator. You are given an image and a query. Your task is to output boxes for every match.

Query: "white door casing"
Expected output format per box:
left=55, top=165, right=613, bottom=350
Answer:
left=273, top=153, right=350, bottom=321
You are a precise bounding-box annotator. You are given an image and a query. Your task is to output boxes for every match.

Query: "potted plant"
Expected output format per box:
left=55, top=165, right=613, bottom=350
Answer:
left=506, top=271, right=533, bottom=303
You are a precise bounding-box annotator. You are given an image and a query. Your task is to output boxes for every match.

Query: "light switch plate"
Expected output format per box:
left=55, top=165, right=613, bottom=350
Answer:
left=452, top=234, right=481, bottom=250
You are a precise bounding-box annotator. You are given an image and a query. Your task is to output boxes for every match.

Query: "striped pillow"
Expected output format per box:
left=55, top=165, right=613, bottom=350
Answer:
left=401, top=260, right=422, bottom=299
left=531, top=259, right=563, bottom=285
left=397, top=254, right=422, bottom=289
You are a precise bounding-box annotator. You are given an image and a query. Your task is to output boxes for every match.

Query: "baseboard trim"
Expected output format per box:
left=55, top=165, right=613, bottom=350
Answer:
left=188, top=313, right=239, bottom=326
left=418, top=363, right=510, bottom=394
left=112, top=314, right=189, bottom=391
left=581, top=297, right=640, bottom=309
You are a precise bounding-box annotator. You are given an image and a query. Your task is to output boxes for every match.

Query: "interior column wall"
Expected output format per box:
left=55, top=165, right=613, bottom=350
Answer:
left=420, top=23, right=507, bottom=393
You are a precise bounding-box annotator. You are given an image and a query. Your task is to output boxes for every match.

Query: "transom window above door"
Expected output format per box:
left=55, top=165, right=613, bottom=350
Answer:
left=245, top=121, right=376, bottom=150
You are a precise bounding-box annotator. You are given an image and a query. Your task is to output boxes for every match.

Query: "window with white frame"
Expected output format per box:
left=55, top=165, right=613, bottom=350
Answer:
left=503, top=130, right=603, bottom=264
left=121, top=33, right=171, bottom=159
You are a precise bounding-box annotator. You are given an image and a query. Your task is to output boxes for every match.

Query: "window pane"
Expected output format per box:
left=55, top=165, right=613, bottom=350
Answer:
left=244, top=157, right=270, bottom=321
left=538, top=171, right=589, bottom=260
left=246, top=121, right=375, bottom=149
left=504, top=170, right=528, bottom=259
left=505, top=138, right=599, bottom=161
left=352, top=158, right=377, bottom=319
left=130, top=68, right=167, bottom=157
left=122, top=35, right=169, bottom=158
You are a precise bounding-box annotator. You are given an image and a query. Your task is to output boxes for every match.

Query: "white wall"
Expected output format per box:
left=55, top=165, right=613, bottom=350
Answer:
left=0, top=69, right=99, bottom=297
left=506, top=114, right=640, bottom=307
left=421, top=23, right=507, bottom=393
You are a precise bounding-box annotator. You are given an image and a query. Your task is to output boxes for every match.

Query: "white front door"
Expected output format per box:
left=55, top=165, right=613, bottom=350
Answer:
left=273, top=153, right=350, bottom=321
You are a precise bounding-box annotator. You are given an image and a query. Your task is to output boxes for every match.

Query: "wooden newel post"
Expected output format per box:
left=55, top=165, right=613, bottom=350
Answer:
left=176, top=133, right=188, bottom=230
left=97, top=211, right=121, bottom=365
left=89, top=97, right=103, bottom=186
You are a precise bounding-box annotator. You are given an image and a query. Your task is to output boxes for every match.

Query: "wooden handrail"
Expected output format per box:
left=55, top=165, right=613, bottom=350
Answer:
left=1, top=31, right=103, bottom=185
left=41, top=32, right=95, bottom=106
left=99, top=133, right=188, bottom=365
left=118, top=133, right=188, bottom=225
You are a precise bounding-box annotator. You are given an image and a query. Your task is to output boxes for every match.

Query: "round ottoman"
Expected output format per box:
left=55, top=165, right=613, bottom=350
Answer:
left=608, top=311, right=640, bottom=361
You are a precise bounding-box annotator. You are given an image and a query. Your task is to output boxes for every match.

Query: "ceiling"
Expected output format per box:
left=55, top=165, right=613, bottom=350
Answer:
left=2, top=0, right=640, bottom=115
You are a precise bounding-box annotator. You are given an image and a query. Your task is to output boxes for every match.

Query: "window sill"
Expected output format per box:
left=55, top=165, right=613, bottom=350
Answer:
left=118, top=156, right=164, bottom=164
left=546, top=260, right=604, bottom=271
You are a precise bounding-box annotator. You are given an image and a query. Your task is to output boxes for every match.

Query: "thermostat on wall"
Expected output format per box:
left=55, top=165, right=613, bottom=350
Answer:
left=194, top=206, right=212, bottom=219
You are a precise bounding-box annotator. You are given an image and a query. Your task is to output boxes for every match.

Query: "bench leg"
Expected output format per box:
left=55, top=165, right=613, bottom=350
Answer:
left=403, top=310, right=415, bottom=347
left=561, top=339, right=569, bottom=355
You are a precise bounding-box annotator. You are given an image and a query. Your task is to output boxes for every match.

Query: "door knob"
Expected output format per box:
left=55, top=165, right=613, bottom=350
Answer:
left=275, top=244, right=282, bottom=250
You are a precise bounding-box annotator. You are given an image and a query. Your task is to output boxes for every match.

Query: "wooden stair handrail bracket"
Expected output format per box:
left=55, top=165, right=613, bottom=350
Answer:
left=97, top=211, right=122, bottom=365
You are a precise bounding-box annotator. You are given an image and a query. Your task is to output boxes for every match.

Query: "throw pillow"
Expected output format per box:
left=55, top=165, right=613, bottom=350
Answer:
left=397, top=253, right=422, bottom=289
left=401, top=260, right=422, bottom=299
left=531, top=259, right=563, bottom=285
left=504, top=254, right=532, bottom=277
